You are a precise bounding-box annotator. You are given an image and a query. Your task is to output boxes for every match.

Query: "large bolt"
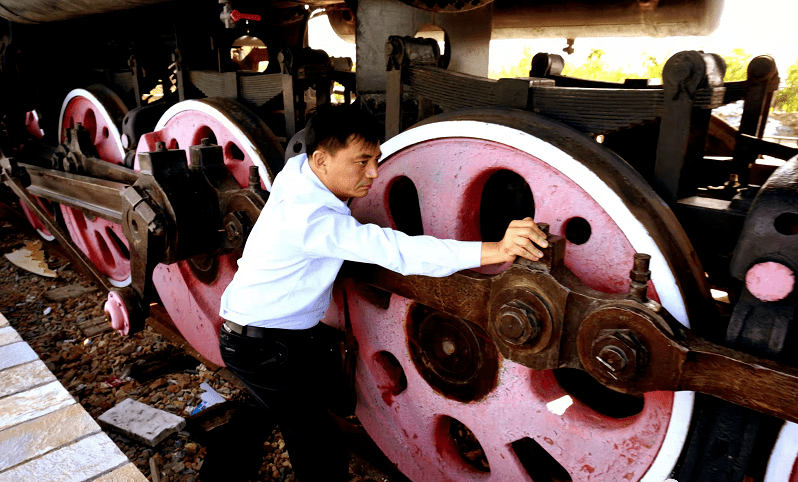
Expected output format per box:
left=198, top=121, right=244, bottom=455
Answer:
left=591, top=330, right=645, bottom=380
left=224, top=211, right=249, bottom=249
left=496, top=301, right=540, bottom=346
left=248, top=166, right=261, bottom=189
left=627, top=253, right=651, bottom=303
left=597, top=345, right=628, bottom=372
left=148, top=218, right=164, bottom=237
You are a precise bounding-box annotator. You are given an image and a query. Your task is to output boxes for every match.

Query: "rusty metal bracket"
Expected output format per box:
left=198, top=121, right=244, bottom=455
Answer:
left=280, top=48, right=337, bottom=141
left=1, top=154, right=114, bottom=293
left=385, top=36, right=441, bottom=140
left=58, top=125, right=140, bottom=184
left=654, top=51, right=726, bottom=205
left=732, top=55, right=781, bottom=185
left=128, top=55, right=144, bottom=109
left=5, top=138, right=266, bottom=335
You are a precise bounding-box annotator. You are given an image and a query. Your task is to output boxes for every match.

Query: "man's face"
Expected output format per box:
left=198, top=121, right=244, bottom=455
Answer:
left=313, top=136, right=382, bottom=201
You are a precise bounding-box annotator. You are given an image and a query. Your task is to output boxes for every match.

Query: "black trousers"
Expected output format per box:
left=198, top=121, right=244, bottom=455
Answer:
left=219, top=322, right=350, bottom=482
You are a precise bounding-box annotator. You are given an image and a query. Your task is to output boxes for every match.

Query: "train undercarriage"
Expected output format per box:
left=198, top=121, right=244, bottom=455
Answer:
left=1, top=0, right=798, bottom=481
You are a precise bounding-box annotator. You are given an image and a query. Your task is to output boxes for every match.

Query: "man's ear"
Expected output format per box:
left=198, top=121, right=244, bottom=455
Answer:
left=311, top=149, right=328, bottom=175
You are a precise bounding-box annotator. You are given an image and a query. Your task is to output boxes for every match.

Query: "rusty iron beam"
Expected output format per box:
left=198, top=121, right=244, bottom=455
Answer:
left=679, top=334, right=798, bottom=424
left=21, top=163, right=126, bottom=223
left=344, top=263, right=492, bottom=327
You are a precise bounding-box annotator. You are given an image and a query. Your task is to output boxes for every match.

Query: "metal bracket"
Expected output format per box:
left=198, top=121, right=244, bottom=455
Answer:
left=385, top=36, right=442, bottom=140
left=731, top=55, right=781, bottom=185
left=654, top=51, right=727, bottom=205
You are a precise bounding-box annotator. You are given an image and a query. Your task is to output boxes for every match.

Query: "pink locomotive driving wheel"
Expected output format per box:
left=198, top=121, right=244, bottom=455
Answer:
left=20, top=110, right=55, bottom=241
left=338, top=110, right=714, bottom=482
left=58, top=86, right=132, bottom=287
left=134, top=98, right=283, bottom=366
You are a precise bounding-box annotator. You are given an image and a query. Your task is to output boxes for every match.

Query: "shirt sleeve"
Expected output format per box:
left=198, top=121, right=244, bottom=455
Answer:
left=301, top=208, right=482, bottom=277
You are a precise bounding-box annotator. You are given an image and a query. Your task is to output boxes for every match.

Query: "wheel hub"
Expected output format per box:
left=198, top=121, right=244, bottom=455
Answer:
left=408, top=304, right=499, bottom=402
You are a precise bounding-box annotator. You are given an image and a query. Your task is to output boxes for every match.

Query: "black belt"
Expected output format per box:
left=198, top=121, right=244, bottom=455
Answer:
left=223, top=319, right=322, bottom=339
left=223, top=320, right=272, bottom=339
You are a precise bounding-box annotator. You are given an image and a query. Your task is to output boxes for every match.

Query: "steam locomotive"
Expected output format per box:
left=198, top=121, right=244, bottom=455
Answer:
left=2, top=1, right=797, bottom=481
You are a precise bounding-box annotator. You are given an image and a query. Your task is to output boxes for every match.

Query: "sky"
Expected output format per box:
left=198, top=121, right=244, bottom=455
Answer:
left=308, top=0, right=798, bottom=79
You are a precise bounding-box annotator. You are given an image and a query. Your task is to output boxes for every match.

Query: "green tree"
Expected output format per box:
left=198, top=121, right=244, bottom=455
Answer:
left=561, top=49, right=626, bottom=83
left=773, top=58, right=798, bottom=113
left=641, top=54, right=666, bottom=82
left=490, top=46, right=535, bottom=79
left=721, top=48, right=753, bottom=82
left=488, top=49, right=666, bottom=85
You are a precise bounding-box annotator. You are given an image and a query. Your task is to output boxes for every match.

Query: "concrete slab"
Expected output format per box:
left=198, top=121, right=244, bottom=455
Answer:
left=0, top=341, right=38, bottom=371
left=0, top=327, right=22, bottom=348
left=0, top=359, right=56, bottom=398
left=0, top=381, right=74, bottom=431
left=92, top=463, right=149, bottom=482
left=0, top=403, right=100, bottom=472
left=0, top=432, right=128, bottom=482
left=98, top=398, right=186, bottom=447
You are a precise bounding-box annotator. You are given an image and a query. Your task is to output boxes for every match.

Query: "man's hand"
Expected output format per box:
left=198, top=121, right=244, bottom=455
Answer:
left=481, top=217, right=548, bottom=266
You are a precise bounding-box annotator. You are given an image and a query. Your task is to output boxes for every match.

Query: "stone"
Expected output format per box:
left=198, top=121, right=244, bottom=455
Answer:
left=44, top=284, right=97, bottom=302
left=0, top=312, right=8, bottom=328
left=98, top=398, right=186, bottom=447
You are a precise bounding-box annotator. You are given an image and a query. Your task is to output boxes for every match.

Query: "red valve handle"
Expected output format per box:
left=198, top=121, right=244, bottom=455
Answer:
left=230, top=10, right=261, bottom=22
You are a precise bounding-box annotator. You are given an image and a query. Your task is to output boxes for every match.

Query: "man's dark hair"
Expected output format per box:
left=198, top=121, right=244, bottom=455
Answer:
left=305, top=102, right=381, bottom=157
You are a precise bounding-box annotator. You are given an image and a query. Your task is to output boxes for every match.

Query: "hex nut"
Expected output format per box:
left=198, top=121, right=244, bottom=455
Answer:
left=591, top=330, right=646, bottom=380
left=496, top=301, right=540, bottom=346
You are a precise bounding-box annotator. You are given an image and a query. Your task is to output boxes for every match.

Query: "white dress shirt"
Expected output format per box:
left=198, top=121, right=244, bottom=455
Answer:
left=219, top=153, right=482, bottom=329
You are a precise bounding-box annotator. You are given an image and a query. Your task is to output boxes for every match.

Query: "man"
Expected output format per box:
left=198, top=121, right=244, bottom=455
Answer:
left=219, top=104, right=547, bottom=481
